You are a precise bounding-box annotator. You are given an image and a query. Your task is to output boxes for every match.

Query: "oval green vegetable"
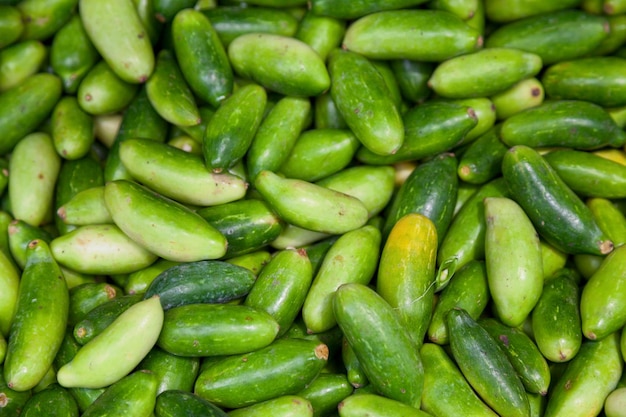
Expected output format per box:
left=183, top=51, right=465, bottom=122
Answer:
left=56, top=296, right=163, bottom=389
left=79, top=0, right=154, bottom=83
left=228, top=33, right=330, bottom=97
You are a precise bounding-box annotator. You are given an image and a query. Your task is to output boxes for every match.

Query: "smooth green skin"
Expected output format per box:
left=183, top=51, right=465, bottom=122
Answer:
left=244, top=249, right=312, bottom=337
left=143, top=260, right=256, bottom=309
left=73, top=294, right=142, bottom=345
left=9, top=132, right=61, bottom=227
left=172, top=9, right=232, bottom=108
left=8, top=219, right=53, bottom=270
left=544, top=333, right=623, bottom=417
left=588, top=198, right=626, bottom=246
left=573, top=253, right=604, bottom=281
left=228, top=395, right=313, bottom=417
left=429, top=48, right=543, bottom=98
left=442, top=97, right=496, bottom=142
left=0, top=249, right=20, bottom=337
left=486, top=10, right=609, bottom=65
left=158, top=304, right=279, bottom=357
left=532, top=269, right=582, bottom=362
left=54, top=154, right=104, bottom=236
left=270, top=224, right=330, bottom=250
left=155, top=390, right=229, bottom=417
left=247, top=96, right=311, bottom=181
left=333, top=283, right=423, bottom=409
left=356, top=101, right=477, bottom=165
left=4, top=240, right=69, bottom=392
left=543, top=57, right=626, bottom=108
left=448, top=309, right=530, bottom=417
left=77, top=60, right=139, bottom=115
left=458, top=125, right=508, bottom=185
left=58, top=186, right=112, bottom=226
left=479, top=318, right=551, bottom=395
left=124, top=258, right=179, bottom=296
left=138, top=348, right=199, bottom=395
left=581, top=245, right=626, bottom=340
left=420, top=343, right=497, bottom=417
left=282, top=317, right=344, bottom=358
left=343, top=9, right=480, bottom=61
left=0, top=6, right=23, bottom=49
left=0, top=73, right=62, bottom=155
left=233, top=0, right=307, bottom=5
left=0, top=365, right=33, bottom=414
left=529, top=392, right=547, bottom=417
left=201, top=6, right=299, bottom=47
left=430, top=0, right=479, bottom=19
left=311, top=0, right=427, bottom=19
left=195, top=339, right=328, bottom=409
left=68, top=282, right=118, bottom=326
left=0, top=40, right=47, bottom=92
left=540, top=239, right=568, bottom=280
left=297, top=373, right=352, bottom=417
left=203, top=83, right=267, bottom=172
left=371, top=60, right=403, bottom=109
left=254, top=170, right=369, bottom=235
left=390, top=59, right=434, bottom=104
left=484, top=197, right=543, bottom=327
left=485, top=0, right=581, bottom=22
left=502, top=145, right=613, bottom=256
left=302, top=226, right=381, bottom=334
left=544, top=149, right=626, bottom=199
left=168, top=135, right=202, bottom=154
left=21, top=384, right=79, bottom=417
left=491, top=77, right=544, bottom=120
left=50, top=224, right=158, bottom=275
left=329, top=48, right=403, bottom=156
left=280, top=129, right=360, bottom=182
left=57, top=297, right=163, bottom=389
left=314, top=93, right=347, bottom=129
left=605, top=387, right=626, bottom=417
left=296, top=12, right=345, bottom=62
left=81, top=370, right=158, bottom=417
left=341, top=337, right=368, bottom=388
left=50, top=15, right=99, bottom=94
left=120, top=139, right=247, bottom=207
left=591, top=13, right=626, bottom=56
left=501, top=100, right=626, bottom=149
left=32, top=366, right=56, bottom=393
left=338, top=394, right=429, bottom=417
left=62, top=267, right=98, bottom=290
left=316, top=165, right=395, bottom=219
left=377, top=214, right=437, bottom=348
left=229, top=34, right=329, bottom=97
left=452, top=183, right=480, bottom=217
left=146, top=50, right=200, bottom=127
left=17, top=0, right=77, bottom=41
left=104, top=87, right=169, bottom=183
left=104, top=180, right=227, bottom=262
left=226, top=250, right=272, bottom=276
left=382, top=152, right=458, bottom=244
left=79, top=0, right=154, bottom=83
left=197, top=199, right=283, bottom=258
left=51, top=96, right=94, bottom=160
left=428, top=260, right=490, bottom=345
